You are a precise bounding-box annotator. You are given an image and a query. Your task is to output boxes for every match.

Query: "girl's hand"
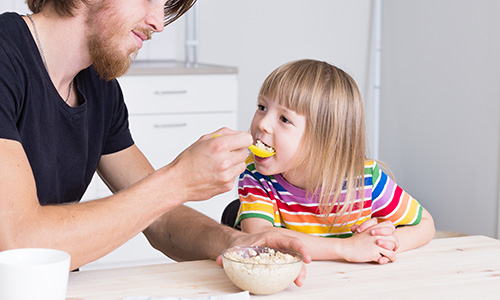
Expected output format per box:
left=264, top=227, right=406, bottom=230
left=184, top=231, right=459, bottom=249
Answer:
left=351, top=218, right=399, bottom=251
left=341, top=228, right=397, bottom=264
left=350, top=218, right=400, bottom=263
left=350, top=217, right=379, bottom=233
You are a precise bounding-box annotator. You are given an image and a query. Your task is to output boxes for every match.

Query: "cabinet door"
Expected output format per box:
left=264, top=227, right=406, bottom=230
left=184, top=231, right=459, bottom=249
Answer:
left=119, top=74, right=238, bottom=115
left=81, top=112, right=238, bottom=270
left=129, top=112, right=238, bottom=221
left=82, top=73, right=238, bottom=270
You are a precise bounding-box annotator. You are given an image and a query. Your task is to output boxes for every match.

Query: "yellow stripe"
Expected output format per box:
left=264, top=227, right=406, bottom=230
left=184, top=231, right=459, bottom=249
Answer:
left=240, top=201, right=274, bottom=214
left=397, top=198, right=419, bottom=225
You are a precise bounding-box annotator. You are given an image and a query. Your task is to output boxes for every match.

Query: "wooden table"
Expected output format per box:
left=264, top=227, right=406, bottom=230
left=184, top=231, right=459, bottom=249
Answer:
left=67, top=235, right=500, bottom=299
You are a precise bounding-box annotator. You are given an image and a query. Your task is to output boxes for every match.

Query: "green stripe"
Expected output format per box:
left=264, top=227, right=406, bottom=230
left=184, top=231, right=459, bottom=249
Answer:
left=371, top=162, right=380, bottom=184
left=411, top=205, right=423, bottom=225
left=234, top=213, right=274, bottom=228
left=247, top=162, right=256, bottom=172
left=324, top=233, right=354, bottom=239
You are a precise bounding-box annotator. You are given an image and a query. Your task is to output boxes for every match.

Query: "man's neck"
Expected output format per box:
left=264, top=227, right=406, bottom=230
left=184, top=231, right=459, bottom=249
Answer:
left=24, top=7, right=92, bottom=91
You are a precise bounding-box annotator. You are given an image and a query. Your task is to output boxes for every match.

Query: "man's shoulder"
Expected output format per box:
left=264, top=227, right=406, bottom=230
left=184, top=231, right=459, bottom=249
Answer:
left=0, top=12, right=25, bottom=42
left=0, top=12, right=33, bottom=73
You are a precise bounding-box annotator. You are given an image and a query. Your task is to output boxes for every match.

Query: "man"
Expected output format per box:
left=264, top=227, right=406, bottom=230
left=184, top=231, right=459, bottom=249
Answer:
left=0, top=0, right=309, bottom=285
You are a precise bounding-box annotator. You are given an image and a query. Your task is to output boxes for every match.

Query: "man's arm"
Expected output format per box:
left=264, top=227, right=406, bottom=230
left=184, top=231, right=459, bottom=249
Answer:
left=144, top=205, right=242, bottom=261
left=0, top=140, right=180, bottom=269
left=144, top=205, right=311, bottom=287
left=0, top=129, right=252, bottom=270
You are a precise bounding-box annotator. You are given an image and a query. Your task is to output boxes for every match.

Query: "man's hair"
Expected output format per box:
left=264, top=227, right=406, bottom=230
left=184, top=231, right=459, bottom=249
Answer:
left=27, top=0, right=87, bottom=17
left=26, top=0, right=196, bottom=25
left=164, top=0, right=197, bottom=26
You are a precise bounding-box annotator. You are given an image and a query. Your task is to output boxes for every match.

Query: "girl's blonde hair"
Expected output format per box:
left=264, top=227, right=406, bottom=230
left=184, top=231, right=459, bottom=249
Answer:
left=259, top=59, right=366, bottom=226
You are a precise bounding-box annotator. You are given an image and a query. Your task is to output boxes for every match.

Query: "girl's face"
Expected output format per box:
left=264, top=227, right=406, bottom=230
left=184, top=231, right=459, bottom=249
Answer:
left=250, top=95, right=307, bottom=188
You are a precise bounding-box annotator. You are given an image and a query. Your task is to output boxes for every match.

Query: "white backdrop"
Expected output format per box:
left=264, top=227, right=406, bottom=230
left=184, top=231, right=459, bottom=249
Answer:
left=196, top=0, right=376, bottom=155
left=1, top=1, right=376, bottom=155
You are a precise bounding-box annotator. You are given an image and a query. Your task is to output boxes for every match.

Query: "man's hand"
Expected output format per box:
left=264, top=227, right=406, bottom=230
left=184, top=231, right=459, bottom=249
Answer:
left=162, top=128, right=252, bottom=204
left=215, top=231, right=311, bottom=287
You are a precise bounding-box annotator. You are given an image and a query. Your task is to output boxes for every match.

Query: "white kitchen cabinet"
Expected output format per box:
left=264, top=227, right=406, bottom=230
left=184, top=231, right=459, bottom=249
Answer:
left=81, top=61, right=238, bottom=270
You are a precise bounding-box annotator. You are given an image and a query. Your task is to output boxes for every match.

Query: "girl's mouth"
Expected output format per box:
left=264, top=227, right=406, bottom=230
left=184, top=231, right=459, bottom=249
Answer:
left=249, top=139, right=276, bottom=158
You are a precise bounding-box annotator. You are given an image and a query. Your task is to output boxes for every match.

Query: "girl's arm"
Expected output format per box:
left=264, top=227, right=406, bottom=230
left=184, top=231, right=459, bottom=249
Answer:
left=392, top=207, right=435, bottom=252
left=241, top=217, right=398, bottom=264
left=353, top=208, right=435, bottom=253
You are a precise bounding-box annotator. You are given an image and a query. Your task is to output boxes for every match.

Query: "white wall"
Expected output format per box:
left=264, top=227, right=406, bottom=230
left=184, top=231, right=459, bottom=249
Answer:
left=380, top=0, right=500, bottom=237
left=2, top=2, right=375, bottom=153
left=7, top=0, right=500, bottom=238
left=0, top=1, right=29, bottom=14
left=196, top=0, right=375, bottom=150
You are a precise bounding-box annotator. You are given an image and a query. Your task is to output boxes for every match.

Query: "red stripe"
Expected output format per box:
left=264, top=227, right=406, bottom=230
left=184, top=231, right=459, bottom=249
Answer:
left=276, top=199, right=372, bottom=214
left=373, top=186, right=402, bottom=217
left=240, top=187, right=269, bottom=198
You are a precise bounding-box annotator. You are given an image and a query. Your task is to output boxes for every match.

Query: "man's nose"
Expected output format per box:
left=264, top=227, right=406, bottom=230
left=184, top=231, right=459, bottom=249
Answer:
left=146, top=1, right=165, bottom=33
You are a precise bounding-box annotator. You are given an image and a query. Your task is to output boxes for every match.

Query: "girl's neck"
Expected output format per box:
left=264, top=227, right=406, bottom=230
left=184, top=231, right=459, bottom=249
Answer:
left=281, top=170, right=307, bottom=190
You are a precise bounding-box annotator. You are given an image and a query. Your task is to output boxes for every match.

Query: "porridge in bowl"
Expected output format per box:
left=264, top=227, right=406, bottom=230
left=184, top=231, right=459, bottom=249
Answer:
left=222, top=246, right=303, bottom=295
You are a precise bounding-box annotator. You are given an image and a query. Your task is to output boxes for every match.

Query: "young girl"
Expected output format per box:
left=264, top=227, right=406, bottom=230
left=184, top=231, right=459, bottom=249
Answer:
left=235, top=59, right=435, bottom=264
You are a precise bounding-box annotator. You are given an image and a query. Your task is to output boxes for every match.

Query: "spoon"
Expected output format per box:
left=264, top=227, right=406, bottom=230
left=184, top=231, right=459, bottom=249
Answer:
left=212, top=135, right=276, bottom=158
left=248, top=144, right=276, bottom=158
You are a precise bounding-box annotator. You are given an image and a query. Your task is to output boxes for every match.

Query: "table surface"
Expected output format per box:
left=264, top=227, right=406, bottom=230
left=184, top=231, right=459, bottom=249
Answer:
left=67, top=235, right=500, bottom=300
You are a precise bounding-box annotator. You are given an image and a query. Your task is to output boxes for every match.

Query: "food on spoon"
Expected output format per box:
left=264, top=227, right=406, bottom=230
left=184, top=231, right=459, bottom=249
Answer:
left=248, top=140, right=276, bottom=158
left=215, top=135, right=275, bottom=158
left=255, top=140, right=275, bottom=154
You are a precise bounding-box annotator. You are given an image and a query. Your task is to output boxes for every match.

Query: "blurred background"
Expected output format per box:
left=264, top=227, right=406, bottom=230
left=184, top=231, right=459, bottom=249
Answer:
left=2, top=0, right=499, bottom=240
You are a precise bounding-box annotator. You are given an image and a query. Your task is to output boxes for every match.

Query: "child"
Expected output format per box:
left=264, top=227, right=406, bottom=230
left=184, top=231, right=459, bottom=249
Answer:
left=235, top=59, right=435, bottom=264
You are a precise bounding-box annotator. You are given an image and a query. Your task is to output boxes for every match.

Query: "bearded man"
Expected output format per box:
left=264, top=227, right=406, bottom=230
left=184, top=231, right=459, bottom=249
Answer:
left=0, top=0, right=309, bottom=285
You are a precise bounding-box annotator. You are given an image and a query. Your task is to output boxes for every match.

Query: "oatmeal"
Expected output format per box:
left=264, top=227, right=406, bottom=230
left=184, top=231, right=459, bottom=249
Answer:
left=222, top=246, right=302, bottom=295
left=224, top=247, right=298, bottom=264
left=255, top=140, right=275, bottom=154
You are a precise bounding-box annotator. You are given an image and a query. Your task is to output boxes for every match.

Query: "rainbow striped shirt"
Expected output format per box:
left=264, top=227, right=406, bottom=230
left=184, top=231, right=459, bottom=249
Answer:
left=236, top=157, right=422, bottom=238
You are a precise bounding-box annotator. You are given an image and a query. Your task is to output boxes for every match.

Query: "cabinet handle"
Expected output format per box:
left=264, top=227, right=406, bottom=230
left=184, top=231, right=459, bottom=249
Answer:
left=154, top=123, right=187, bottom=129
left=154, top=90, right=187, bottom=95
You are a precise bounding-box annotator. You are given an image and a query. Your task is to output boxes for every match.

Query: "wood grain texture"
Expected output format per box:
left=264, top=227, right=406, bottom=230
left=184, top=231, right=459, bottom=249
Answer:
left=67, top=236, right=500, bottom=300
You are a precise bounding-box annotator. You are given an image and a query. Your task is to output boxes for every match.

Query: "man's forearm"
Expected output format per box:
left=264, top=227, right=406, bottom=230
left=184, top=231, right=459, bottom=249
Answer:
left=144, top=205, right=243, bottom=261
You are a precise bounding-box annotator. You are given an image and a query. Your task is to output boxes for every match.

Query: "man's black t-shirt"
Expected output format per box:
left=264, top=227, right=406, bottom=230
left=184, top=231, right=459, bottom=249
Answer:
left=0, top=12, right=134, bottom=205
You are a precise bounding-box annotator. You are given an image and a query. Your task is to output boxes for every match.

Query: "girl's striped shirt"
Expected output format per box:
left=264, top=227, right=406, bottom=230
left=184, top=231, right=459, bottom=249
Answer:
left=236, top=156, right=422, bottom=238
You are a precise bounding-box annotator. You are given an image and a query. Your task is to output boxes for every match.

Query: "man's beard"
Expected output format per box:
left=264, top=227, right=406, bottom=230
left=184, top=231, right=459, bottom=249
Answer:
left=87, top=34, right=136, bottom=81
left=85, top=1, right=146, bottom=81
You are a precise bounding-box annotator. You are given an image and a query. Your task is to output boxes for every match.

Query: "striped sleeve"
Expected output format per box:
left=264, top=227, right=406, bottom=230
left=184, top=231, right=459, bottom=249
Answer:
left=235, top=159, right=276, bottom=227
left=371, top=162, right=422, bottom=226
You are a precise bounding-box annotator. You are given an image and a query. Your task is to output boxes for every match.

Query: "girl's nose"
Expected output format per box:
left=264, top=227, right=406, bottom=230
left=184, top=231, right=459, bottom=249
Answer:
left=257, top=115, right=273, bottom=134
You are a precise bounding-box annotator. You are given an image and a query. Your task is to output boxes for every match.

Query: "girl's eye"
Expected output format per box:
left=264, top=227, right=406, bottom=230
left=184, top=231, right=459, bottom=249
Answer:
left=257, top=104, right=267, bottom=112
left=280, top=115, right=291, bottom=124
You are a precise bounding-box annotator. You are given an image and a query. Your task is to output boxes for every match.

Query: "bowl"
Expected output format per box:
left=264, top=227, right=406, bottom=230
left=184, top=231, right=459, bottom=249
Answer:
left=222, top=246, right=303, bottom=295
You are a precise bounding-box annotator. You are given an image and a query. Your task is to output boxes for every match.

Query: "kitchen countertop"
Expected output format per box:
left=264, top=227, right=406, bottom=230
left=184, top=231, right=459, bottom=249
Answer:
left=125, top=60, right=238, bottom=76
left=67, top=235, right=500, bottom=299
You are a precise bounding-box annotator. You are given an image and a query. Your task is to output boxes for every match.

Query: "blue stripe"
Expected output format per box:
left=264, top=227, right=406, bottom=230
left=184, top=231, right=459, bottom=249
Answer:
left=364, top=176, right=372, bottom=186
left=372, top=171, right=387, bottom=199
left=268, top=175, right=288, bottom=193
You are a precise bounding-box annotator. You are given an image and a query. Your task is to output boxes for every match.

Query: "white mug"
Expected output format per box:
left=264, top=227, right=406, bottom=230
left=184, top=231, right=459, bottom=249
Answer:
left=0, top=248, right=71, bottom=300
